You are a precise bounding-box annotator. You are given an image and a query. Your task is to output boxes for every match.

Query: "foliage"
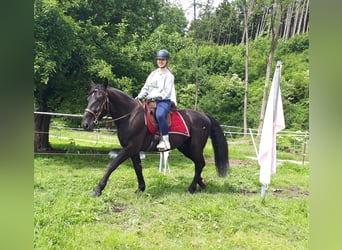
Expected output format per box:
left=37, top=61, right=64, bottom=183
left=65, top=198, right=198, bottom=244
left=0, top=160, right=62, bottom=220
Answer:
left=277, top=33, right=309, bottom=54
left=189, top=0, right=309, bottom=46
left=199, top=74, right=245, bottom=126
left=176, top=84, right=197, bottom=110
left=277, top=132, right=309, bottom=154
left=34, top=0, right=309, bottom=138
left=34, top=0, right=78, bottom=86
left=34, top=0, right=187, bottom=113
left=189, top=0, right=244, bottom=45
left=276, top=36, right=309, bottom=130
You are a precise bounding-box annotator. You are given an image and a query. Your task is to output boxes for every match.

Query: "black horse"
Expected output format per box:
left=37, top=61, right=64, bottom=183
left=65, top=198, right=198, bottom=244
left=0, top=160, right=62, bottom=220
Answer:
left=82, top=79, right=229, bottom=196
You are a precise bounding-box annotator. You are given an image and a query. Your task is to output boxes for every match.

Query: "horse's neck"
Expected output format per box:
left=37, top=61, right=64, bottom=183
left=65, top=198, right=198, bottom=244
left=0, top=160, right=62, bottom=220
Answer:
left=107, top=88, right=138, bottom=118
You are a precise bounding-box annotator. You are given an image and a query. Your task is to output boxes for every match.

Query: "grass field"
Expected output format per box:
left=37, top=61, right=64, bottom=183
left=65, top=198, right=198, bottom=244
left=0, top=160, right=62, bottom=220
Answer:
left=34, top=127, right=309, bottom=249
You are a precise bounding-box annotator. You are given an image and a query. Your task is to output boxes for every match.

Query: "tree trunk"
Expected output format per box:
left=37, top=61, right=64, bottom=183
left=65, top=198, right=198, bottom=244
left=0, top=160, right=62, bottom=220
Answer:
left=303, top=0, right=309, bottom=33
left=257, top=0, right=282, bottom=136
left=217, top=23, right=222, bottom=45
left=258, top=7, right=268, bottom=37
left=257, top=52, right=273, bottom=136
left=194, top=45, right=199, bottom=111
left=34, top=96, right=52, bottom=152
left=283, top=2, right=293, bottom=40
left=240, top=29, right=246, bottom=45
left=34, top=113, right=52, bottom=152
left=242, top=0, right=255, bottom=136
left=297, top=0, right=305, bottom=35
left=291, top=0, right=300, bottom=37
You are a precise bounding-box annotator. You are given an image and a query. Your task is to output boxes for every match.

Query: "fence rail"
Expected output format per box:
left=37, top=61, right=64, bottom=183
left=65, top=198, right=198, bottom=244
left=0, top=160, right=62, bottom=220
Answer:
left=34, top=112, right=309, bottom=161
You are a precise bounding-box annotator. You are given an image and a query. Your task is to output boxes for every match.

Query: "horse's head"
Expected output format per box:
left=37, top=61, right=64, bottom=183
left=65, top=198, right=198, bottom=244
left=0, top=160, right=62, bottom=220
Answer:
left=82, top=78, right=109, bottom=131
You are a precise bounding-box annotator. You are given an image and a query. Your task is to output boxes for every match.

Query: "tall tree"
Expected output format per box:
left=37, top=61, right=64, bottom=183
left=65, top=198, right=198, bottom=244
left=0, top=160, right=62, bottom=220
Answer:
left=241, top=0, right=255, bottom=135
left=34, top=0, right=187, bottom=151
left=34, top=0, right=79, bottom=151
left=302, top=0, right=309, bottom=33
left=257, top=0, right=284, bottom=136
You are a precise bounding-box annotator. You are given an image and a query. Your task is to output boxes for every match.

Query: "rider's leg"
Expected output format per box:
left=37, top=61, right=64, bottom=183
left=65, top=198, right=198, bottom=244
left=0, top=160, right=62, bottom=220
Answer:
left=156, top=100, right=171, bottom=150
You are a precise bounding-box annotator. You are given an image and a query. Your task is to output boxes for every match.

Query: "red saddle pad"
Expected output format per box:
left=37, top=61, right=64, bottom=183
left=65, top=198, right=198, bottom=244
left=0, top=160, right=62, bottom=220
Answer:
left=146, top=108, right=190, bottom=137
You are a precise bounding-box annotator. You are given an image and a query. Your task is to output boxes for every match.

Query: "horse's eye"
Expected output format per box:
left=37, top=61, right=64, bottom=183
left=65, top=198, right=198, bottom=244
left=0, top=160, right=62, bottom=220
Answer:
left=97, top=91, right=105, bottom=98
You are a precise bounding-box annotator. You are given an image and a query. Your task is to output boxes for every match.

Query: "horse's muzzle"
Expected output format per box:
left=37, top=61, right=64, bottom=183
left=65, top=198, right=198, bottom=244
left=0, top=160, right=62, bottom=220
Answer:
left=81, top=114, right=94, bottom=131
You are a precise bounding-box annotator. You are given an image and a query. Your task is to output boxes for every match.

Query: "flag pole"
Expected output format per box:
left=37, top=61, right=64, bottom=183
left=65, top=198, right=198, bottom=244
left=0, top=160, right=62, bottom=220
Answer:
left=273, top=61, right=283, bottom=119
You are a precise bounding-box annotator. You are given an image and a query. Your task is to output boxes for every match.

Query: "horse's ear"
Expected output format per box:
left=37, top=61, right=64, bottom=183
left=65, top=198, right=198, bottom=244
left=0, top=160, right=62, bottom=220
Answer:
left=104, top=78, right=108, bottom=89
left=90, top=80, right=96, bottom=88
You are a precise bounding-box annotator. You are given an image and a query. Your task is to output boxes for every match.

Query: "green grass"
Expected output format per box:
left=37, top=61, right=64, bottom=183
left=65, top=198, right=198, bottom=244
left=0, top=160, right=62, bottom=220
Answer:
left=34, top=124, right=309, bottom=250
left=34, top=130, right=309, bottom=249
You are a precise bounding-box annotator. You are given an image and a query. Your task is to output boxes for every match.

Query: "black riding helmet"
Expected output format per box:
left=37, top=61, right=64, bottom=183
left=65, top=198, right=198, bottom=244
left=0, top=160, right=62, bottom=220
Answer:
left=156, top=49, right=170, bottom=60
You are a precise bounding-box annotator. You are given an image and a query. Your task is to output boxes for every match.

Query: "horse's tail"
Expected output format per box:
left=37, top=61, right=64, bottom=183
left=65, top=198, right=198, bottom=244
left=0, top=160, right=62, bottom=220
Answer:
left=207, top=115, right=229, bottom=177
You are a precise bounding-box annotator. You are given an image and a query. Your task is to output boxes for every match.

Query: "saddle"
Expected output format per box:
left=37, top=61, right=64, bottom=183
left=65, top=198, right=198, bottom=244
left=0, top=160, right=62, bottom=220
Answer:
left=144, top=101, right=190, bottom=137
left=145, top=100, right=177, bottom=129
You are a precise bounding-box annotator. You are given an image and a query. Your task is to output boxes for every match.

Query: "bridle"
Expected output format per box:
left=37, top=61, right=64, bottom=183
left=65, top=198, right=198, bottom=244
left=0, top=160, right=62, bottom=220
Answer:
left=84, top=89, right=132, bottom=125
left=84, top=89, right=109, bottom=125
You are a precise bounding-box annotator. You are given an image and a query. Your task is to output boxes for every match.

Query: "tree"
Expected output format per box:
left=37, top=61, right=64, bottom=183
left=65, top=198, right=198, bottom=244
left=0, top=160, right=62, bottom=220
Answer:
left=241, top=0, right=255, bottom=135
left=34, top=0, right=309, bottom=151
left=34, top=0, right=79, bottom=151
left=257, top=0, right=284, bottom=136
left=34, top=0, right=188, bottom=151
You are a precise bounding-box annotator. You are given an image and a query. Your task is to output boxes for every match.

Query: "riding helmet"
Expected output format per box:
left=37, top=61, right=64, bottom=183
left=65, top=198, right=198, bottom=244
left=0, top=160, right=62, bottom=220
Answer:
left=156, top=49, right=170, bottom=60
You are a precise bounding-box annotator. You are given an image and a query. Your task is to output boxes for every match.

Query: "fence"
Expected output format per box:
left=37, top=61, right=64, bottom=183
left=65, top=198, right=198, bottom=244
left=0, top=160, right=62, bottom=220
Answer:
left=34, top=112, right=309, bottom=163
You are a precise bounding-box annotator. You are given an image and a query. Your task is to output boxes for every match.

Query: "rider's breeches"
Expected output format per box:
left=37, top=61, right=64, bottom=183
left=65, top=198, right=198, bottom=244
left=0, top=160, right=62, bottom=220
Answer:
left=156, top=100, right=171, bottom=135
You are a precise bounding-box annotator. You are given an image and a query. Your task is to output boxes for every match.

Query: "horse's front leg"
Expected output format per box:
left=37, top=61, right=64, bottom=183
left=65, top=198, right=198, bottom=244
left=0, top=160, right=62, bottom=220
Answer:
left=131, top=153, right=146, bottom=193
left=92, top=149, right=130, bottom=197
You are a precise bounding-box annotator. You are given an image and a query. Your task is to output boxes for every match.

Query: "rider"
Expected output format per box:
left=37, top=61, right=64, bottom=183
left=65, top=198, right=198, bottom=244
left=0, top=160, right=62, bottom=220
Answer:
left=136, top=49, right=174, bottom=151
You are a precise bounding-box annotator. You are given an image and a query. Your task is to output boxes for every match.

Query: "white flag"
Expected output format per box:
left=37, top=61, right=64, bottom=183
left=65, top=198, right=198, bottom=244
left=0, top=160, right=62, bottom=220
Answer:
left=258, top=62, right=285, bottom=186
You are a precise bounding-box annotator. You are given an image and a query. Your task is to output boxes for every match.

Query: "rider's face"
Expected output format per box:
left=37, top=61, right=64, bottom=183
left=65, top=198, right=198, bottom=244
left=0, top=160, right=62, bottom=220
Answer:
left=157, top=58, right=167, bottom=68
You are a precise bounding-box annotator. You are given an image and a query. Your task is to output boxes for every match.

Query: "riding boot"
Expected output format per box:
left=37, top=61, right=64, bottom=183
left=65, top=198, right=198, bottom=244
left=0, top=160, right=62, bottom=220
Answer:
left=157, top=135, right=171, bottom=151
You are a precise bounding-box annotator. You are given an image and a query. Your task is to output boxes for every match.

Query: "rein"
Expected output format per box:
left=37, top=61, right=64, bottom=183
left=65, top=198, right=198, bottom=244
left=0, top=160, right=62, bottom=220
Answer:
left=105, top=112, right=132, bottom=122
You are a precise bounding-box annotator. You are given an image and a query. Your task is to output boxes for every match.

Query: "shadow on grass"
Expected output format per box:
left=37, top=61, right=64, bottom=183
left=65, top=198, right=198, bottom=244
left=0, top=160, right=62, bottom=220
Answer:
left=140, top=175, right=241, bottom=198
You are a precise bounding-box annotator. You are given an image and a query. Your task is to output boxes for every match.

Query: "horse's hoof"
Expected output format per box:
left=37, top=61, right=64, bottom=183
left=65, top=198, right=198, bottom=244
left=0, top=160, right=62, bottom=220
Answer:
left=91, top=190, right=102, bottom=197
left=199, top=179, right=207, bottom=189
left=135, top=188, right=145, bottom=194
left=188, top=188, right=196, bottom=194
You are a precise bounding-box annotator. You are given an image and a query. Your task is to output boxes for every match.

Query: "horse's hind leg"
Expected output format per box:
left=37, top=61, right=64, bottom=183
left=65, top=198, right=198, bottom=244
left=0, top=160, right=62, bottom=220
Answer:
left=131, top=153, right=146, bottom=193
left=189, top=157, right=206, bottom=193
left=178, top=144, right=206, bottom=193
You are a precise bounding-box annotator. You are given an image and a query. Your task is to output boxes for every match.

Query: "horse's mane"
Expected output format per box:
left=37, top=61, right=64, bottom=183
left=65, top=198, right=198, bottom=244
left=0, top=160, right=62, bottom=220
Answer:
left=106, top=86, right=134, bottom=100
left=89, top=79, right=134, bottom=101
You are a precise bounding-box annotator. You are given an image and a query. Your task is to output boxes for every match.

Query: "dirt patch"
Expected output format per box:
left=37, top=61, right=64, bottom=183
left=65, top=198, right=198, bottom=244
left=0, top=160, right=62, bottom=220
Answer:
left=230, top=159, right=253, bottom=167
left=238, top=186, right=309, bottom=198
left=239, top=189, right=258, bottom=196
left=272, top=186, right=309, bottom=198
left=205, top=158, right=252, bottom=167
left=112, top=203, right=127, bottom=213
